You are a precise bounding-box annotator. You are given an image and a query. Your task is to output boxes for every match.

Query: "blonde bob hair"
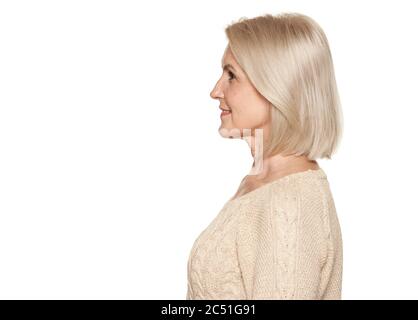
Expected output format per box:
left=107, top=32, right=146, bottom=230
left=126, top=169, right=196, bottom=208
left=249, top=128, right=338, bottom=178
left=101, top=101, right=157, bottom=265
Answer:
left=225, top=12, right=343, bottom=160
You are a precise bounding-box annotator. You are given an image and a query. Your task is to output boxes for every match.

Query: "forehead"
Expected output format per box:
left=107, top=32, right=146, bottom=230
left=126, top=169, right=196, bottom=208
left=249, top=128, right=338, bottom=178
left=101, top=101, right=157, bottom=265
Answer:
left=221, top=46, right=239, bottom=68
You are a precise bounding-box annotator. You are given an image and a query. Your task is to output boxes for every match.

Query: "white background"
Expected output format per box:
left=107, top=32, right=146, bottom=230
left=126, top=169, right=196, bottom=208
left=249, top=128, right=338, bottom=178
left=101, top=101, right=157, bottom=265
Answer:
left=1, top=0, right=417, bottom=299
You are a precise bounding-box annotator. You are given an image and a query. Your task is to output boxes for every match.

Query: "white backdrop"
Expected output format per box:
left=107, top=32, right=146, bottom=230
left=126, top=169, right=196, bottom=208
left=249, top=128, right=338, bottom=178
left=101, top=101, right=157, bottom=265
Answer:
left=1, top=0, right=417, bottom=299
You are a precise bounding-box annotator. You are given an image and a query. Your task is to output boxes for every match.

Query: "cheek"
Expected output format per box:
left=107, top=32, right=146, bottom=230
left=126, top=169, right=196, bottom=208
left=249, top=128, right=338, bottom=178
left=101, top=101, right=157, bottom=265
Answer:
left=224, top=82, right=270, bottom=126
left=238, top=109, right=268, bottom=129
left=229, top=97, right=270, bottom=127
left=225, top=87, right=249, bottom=117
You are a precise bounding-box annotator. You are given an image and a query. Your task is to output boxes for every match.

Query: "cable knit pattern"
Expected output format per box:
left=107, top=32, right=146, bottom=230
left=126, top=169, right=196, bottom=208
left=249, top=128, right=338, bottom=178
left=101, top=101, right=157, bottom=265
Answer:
left=186, top=168, right=343, bottom=300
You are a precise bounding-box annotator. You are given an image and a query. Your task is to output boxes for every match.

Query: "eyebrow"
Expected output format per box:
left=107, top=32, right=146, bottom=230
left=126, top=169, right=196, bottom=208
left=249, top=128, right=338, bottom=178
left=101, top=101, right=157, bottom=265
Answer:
left=222, top=63, right=237, bottom=73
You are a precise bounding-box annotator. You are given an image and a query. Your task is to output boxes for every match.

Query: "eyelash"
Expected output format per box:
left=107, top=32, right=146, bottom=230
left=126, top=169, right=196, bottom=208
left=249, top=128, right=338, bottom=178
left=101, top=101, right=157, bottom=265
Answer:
left=227, top=71, right=235, bottom=81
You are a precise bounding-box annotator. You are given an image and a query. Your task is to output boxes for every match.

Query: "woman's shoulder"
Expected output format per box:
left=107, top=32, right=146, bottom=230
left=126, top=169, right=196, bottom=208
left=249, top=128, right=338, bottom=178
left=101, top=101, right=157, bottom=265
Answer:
left=236, top=168, right=334, bottom=237
left=236, top=168, right=329, bottom=211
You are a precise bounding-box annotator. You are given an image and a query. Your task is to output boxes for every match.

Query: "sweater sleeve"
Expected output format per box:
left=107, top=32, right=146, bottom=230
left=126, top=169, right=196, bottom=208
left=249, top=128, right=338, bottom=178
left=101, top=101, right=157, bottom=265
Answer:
left=236, top=180, right=330, bottom=300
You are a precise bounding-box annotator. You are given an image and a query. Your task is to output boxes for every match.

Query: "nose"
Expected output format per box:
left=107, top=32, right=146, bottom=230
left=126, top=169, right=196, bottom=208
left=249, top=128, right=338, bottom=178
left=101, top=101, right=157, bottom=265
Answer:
left=210, top=77, right=224, bottom=100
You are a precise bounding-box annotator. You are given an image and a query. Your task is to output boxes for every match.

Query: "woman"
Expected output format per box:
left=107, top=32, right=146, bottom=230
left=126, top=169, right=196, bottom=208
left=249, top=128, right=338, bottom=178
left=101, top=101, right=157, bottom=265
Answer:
left=186, top=12, right=343, bottom=300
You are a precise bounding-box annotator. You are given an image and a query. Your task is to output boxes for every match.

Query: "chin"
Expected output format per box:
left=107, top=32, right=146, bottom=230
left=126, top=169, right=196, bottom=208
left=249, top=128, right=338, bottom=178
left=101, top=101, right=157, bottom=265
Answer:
left=218, top=126, right=242, bottom=139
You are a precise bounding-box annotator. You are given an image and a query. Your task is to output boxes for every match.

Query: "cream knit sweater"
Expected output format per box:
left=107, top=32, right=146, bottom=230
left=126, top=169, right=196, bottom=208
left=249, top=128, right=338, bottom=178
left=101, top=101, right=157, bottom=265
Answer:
left=186, top=168, right=343, bottom=300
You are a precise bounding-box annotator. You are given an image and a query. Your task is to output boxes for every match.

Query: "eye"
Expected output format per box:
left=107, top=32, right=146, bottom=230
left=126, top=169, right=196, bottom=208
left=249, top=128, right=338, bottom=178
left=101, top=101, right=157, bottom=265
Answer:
left=227, top=71, right=235, bottom=81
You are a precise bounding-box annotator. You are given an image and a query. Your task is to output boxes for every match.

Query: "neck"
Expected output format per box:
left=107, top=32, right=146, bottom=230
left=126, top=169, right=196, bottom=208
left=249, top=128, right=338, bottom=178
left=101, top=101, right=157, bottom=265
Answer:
left=243, top=134, right=318, bottom=179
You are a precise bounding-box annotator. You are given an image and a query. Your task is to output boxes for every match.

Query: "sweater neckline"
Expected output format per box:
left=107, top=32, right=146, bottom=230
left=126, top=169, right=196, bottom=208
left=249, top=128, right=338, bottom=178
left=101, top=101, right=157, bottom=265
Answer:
left=227, top=167, right=327, bottom=203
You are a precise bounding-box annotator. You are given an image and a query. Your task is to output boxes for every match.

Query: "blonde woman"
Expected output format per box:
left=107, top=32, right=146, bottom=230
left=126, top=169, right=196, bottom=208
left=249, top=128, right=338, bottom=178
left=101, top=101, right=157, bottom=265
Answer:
left=186, top=13, right=343, bottom=300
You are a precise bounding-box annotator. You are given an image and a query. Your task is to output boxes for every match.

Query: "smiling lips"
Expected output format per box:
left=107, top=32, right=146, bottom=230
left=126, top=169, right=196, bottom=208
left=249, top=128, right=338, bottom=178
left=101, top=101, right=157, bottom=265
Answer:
left=219, top=106, right=231, bottom=118
left=220, top=110, right=231, bottom=118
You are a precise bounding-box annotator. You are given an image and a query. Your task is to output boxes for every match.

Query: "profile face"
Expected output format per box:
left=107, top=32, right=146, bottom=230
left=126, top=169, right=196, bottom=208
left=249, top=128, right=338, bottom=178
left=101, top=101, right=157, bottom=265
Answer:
left=210, top=45, right=271, bottom=139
